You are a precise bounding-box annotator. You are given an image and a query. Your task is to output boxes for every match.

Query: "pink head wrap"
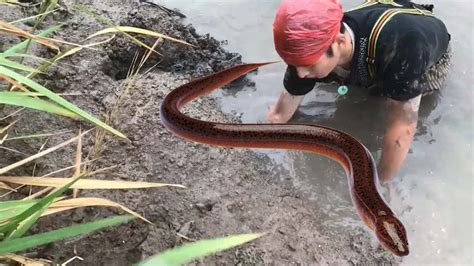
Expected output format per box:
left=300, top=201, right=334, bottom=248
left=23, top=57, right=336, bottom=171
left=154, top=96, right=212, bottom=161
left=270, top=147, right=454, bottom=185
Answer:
left=273, top=0, right=343, bottom=66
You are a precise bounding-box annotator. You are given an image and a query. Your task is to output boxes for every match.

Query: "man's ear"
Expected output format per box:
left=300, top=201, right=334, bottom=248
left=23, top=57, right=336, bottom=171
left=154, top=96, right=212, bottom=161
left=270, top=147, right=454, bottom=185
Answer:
left=334, top=33, right=346, bottom=45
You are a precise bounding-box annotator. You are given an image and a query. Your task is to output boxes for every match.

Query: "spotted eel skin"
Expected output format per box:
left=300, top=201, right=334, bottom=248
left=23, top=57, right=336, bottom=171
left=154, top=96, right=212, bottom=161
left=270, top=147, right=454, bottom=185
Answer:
left=160, top=62, right=409, bottom=256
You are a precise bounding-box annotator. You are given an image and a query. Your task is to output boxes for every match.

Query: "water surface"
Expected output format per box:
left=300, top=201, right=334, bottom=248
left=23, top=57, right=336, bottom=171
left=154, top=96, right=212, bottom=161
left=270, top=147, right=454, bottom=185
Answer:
left=159, top=0, right=473, bottom=264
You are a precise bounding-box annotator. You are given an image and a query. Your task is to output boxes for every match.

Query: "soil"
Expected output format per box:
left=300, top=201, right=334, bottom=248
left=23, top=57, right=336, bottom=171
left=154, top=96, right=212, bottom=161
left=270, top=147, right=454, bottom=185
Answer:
left=0, top=0, right=398, bottom=265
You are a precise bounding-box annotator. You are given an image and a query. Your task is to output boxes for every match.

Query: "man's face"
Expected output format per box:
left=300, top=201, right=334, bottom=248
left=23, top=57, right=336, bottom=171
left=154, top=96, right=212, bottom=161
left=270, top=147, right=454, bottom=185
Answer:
left=295, top=42, right=340, bottom=79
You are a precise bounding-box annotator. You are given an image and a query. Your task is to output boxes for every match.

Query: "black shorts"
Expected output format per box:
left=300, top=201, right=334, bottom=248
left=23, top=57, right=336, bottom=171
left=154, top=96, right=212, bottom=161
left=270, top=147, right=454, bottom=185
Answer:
left=419, top=44, right=452, bottom=95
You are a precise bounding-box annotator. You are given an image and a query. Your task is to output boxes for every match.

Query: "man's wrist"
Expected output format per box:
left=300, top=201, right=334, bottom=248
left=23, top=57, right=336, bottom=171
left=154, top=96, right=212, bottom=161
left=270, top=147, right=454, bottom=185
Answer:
left=377, top=162, right=392, bottom=183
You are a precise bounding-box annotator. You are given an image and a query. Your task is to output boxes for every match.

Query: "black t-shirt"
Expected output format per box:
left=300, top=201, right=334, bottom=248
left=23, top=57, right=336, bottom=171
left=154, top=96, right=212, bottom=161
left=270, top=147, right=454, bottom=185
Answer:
left=283, top=3, right=450, bottom=101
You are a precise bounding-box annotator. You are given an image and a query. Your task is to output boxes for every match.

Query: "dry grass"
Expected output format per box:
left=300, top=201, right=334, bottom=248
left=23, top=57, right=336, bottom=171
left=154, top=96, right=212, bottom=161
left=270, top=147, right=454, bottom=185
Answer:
left=0, top=3, right=191, bottom=260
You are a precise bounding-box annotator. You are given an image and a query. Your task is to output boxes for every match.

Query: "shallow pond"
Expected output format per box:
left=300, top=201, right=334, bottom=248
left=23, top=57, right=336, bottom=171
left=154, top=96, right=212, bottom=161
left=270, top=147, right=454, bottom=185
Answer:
left=159, top=0, right=473, bottom=264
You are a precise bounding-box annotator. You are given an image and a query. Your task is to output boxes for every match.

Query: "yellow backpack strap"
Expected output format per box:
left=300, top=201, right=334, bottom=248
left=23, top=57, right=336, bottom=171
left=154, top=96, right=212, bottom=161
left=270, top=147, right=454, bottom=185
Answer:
left=348, top=0, right=402, bottom=12
left=348, top=1, right=378, bottom=12
left=367, top=7, right=434, bottom=79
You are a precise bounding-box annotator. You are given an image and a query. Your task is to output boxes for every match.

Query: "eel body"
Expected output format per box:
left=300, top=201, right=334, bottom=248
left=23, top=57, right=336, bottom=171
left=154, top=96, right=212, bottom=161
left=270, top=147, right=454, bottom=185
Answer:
left=160, top=62, right=409, bottom=256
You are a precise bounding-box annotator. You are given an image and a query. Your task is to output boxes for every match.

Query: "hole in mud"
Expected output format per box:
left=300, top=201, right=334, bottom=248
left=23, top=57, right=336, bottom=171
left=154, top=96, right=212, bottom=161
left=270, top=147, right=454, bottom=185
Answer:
left=101, top=8, right=245, bottom=81
left=98, top=6, right=259, bottom=93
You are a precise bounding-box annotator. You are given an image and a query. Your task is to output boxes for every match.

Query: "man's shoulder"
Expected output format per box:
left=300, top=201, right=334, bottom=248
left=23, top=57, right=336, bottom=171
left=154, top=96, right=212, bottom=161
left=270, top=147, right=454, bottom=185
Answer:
left=384, top=12, right=447, bottom=33
left=376, top=12, right=450, bottom=64
left=344, top=3, right=449, bottom=36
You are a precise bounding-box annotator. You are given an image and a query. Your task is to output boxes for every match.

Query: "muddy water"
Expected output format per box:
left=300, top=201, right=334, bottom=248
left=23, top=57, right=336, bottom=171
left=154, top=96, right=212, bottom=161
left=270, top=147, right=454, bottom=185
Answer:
left=159, top=0, right=472, bottom=264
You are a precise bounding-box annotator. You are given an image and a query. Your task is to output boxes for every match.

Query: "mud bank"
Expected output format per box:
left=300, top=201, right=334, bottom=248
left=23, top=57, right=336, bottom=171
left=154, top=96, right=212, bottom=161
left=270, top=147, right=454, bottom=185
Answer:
left=0, top=1, right=397, bottom=264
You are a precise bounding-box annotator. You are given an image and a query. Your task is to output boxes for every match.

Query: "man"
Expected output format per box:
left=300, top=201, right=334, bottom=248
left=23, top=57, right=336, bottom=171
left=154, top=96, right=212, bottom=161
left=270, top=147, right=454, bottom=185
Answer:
left=267, top=0, right=451, bottom=183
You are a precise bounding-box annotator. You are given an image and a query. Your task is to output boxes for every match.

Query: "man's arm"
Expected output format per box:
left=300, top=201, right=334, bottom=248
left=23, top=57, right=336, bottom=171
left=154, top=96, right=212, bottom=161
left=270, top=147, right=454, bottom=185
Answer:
left=266, top=89, right=304, bottom=123
left=378, top=95, right=421, bottom=183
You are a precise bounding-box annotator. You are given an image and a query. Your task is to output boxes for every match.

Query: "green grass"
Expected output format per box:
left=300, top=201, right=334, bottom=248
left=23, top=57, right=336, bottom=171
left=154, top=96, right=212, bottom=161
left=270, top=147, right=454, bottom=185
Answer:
left=0, top=215, right=135, bottom=255
left=139, top=233, right=265, bottom=266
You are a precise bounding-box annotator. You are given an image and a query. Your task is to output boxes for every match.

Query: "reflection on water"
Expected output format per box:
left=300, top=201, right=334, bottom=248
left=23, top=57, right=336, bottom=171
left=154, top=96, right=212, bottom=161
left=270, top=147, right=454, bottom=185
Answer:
left=295, top=82, right=443, bottom=152
left=161, top=0, right=472, bottom=264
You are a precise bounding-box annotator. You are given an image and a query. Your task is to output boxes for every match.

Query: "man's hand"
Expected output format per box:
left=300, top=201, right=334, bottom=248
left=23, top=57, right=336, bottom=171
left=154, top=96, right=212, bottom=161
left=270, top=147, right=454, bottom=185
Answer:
left=267, top=104, right=286, bottom=123
left=378, top=95, right=421, bottom=183
left=266, top=90, right=304, bottom=123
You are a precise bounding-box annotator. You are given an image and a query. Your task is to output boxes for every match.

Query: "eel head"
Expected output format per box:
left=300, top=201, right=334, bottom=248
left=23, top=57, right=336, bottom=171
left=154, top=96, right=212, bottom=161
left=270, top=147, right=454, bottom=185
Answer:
left=375, top=214, right=409, bottom=256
